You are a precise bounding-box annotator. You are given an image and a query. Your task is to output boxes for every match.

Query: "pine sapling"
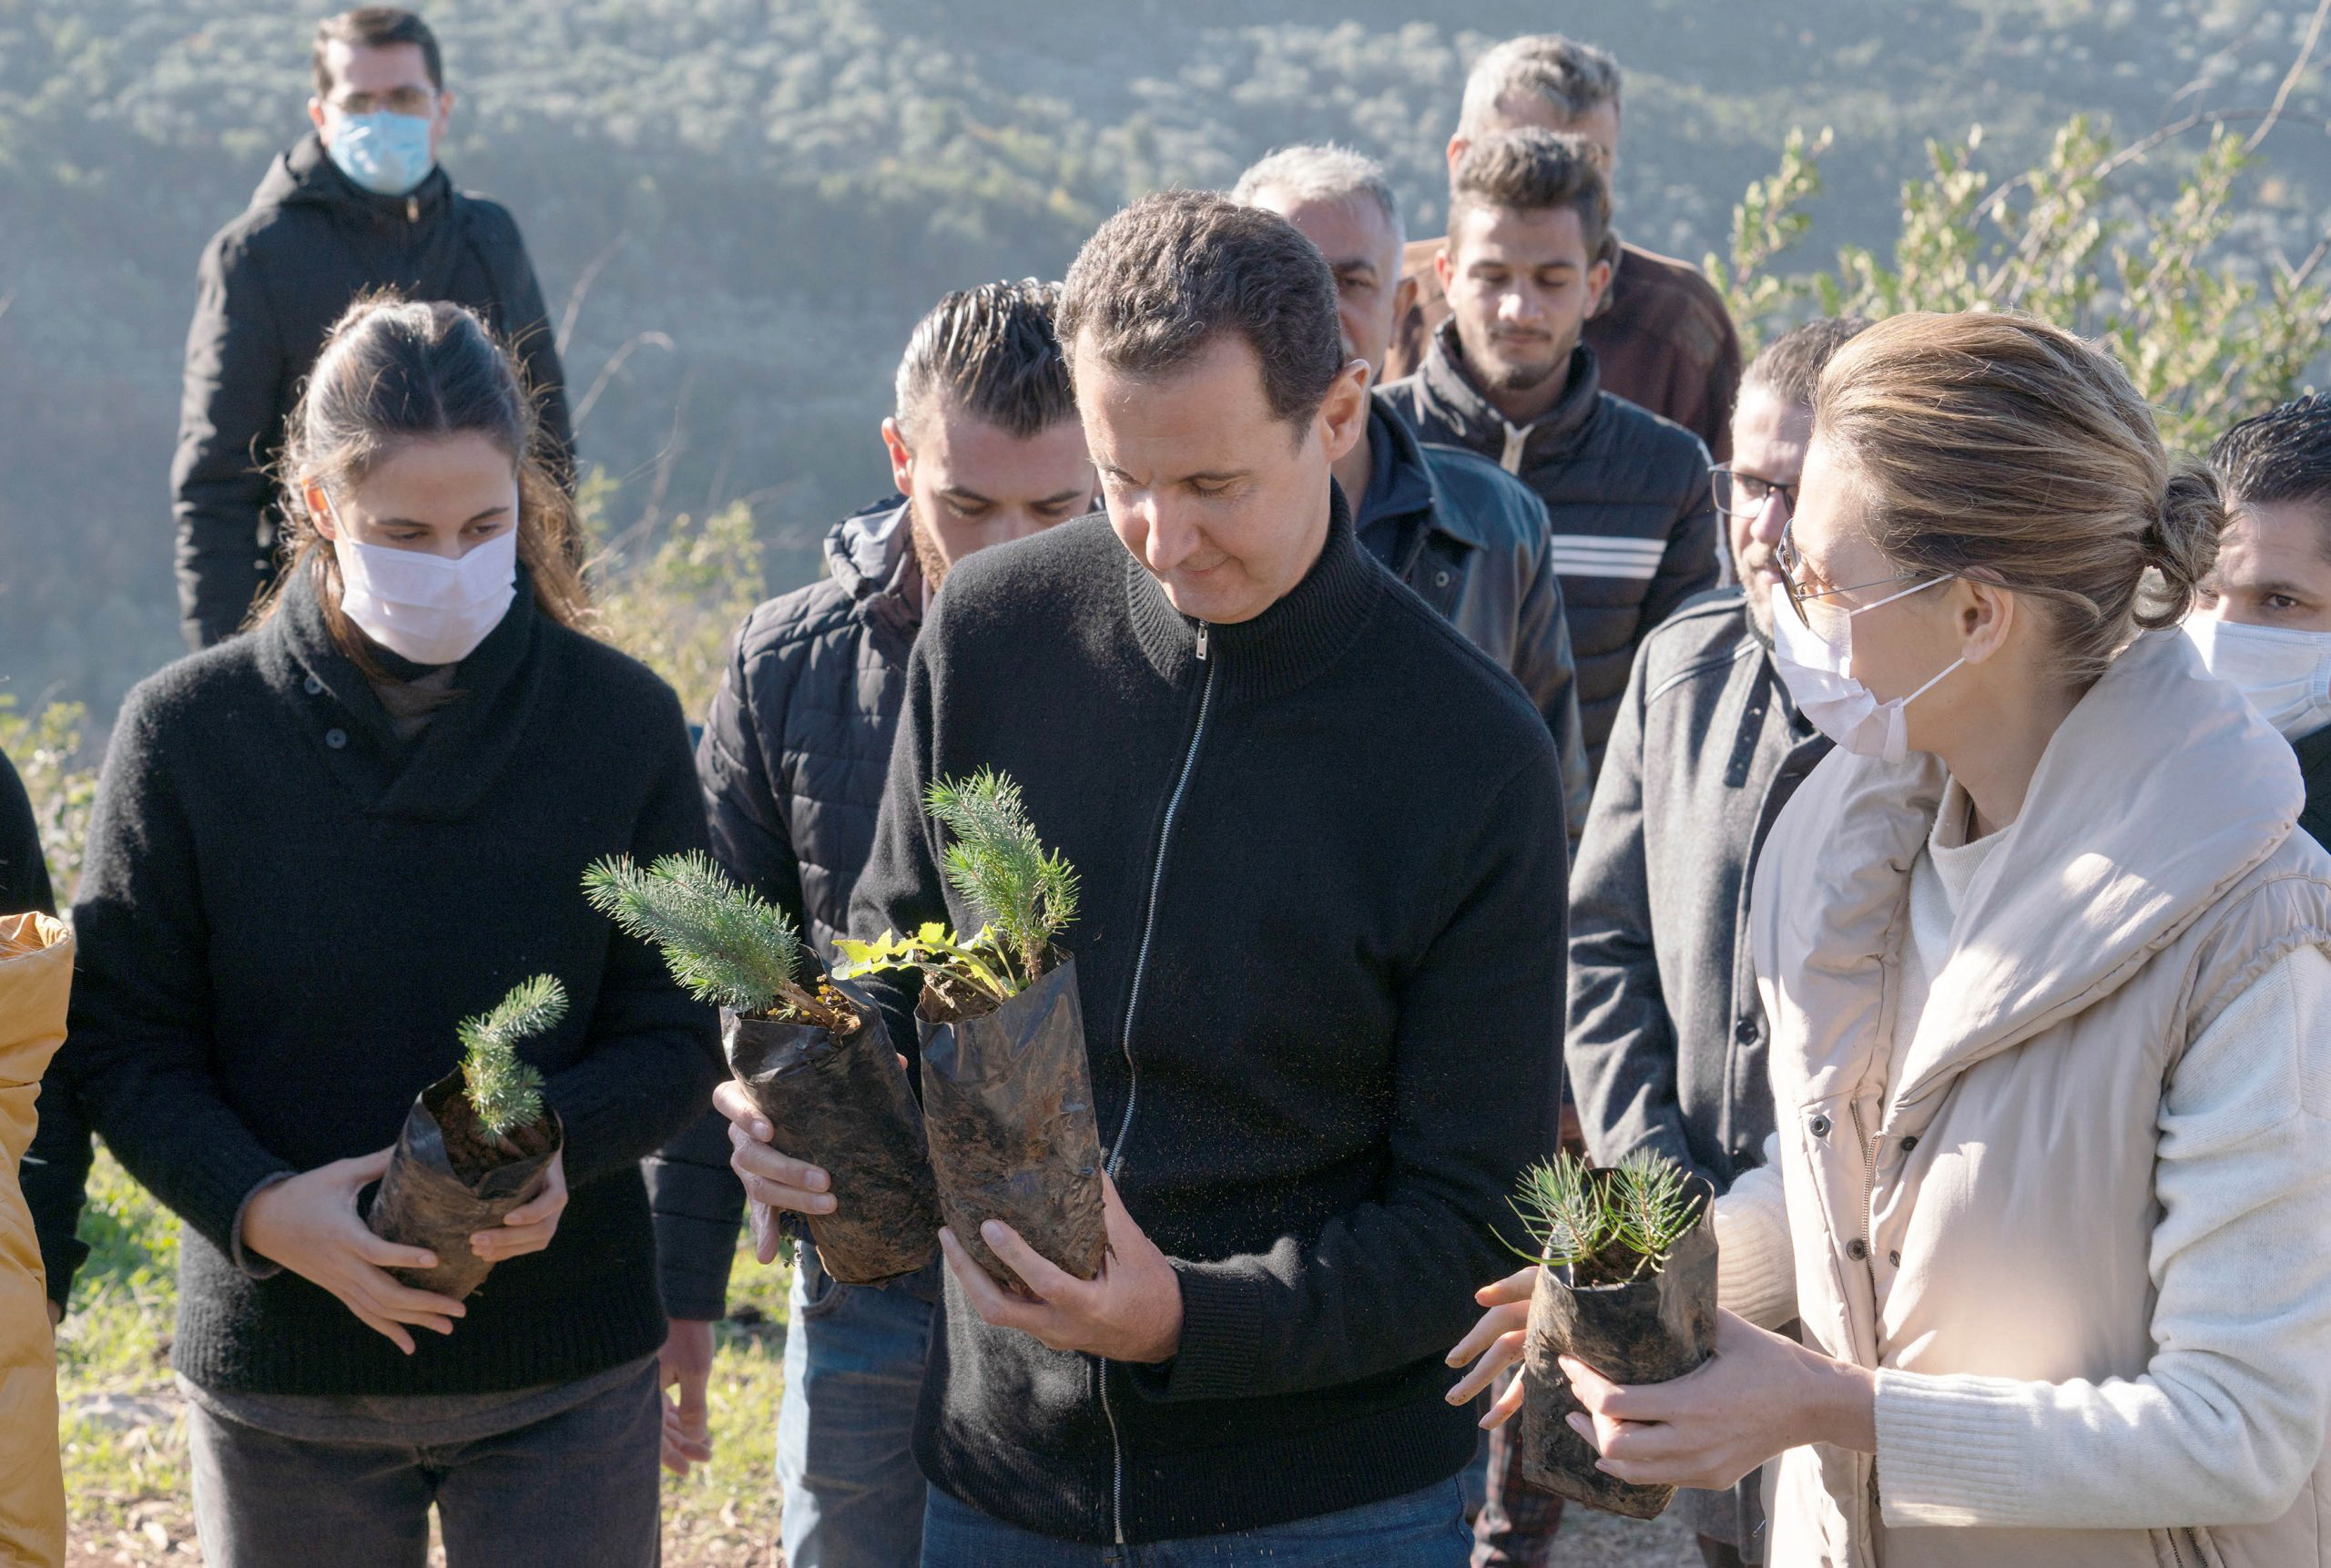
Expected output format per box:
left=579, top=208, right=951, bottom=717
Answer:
left=458, top=974, right=562, bottom=1145
left=837, top=769, right=1079, bottom=1014
left=583, top=851, right=855, bottom=1033
left=1505, top=1149, right=1702, bottom=1285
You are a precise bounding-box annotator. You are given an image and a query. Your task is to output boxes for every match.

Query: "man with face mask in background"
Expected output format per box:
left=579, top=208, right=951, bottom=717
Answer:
left=1232, top=144, right=1589, bottom=836
left=171, top=6, right=571, bottom=651
left=2194, top=393, right=2331, bottom=850
left=647, top=280, right=1096, bottom=1568
left=1381, top=127, right=1717, bottom=789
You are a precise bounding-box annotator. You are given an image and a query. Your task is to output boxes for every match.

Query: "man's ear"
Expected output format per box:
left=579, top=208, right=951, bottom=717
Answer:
left=1318, top=360, right=1372, bottom=465
left=1392, top=273, right=1420, bottom=328
left=1432, top=242, right=1455, bottom=294
left=880, top=417, right=915, bottom=495
left=1584, top=254, right=1615, bottom=319
left=1445, top=133, right=1468, bottom=171
left=308, top=97, right=330, bottom=139
left=432, top=87, right=455, bottom=152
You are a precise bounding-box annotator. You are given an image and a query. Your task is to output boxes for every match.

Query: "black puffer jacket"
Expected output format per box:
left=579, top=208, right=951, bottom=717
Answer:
left=2300, top=723, right=2331, bottom=855
left=172, top=133, right=572, bottom=650
left=1381, top=327, right=1717, bottom=779
left=646, top=497, right=924, bottom=1319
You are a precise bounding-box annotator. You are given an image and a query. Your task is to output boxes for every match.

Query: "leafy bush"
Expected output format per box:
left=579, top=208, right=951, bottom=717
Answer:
left=1710, top=113, right=2331, bottom=452
left=0, top=696, right=97, bottom=901
left=587, top=484, right=768, bottom=723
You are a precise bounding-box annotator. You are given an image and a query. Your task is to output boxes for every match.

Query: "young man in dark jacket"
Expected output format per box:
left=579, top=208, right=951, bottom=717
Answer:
left=2194, top=393, right=2331, bottom=852
left=1381, top=127, right=1718, bottom=783
left=1385, top=34, right=1742, bottom=462
left=719, top=192, right=1566, bottom=1563
left=648, top=280, right=1094, bottom=1567
left=1474, top=320, right=1867, bottom=1568
left=1233, top=143, right=1590, bottom=836
left=172, top=7, right=571, bottom=649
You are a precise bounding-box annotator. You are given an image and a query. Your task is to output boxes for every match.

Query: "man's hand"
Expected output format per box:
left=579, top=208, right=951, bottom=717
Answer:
left=714, top=1080, right=830, bottom=1266
left=658, top=1318, right=716, bottom=1476
left=240, top=1148, right=467, bottom=1354
left=939, top=1171, right=1182, bottom=1363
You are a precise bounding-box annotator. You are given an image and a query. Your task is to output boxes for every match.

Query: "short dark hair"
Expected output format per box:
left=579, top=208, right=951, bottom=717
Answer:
left=1059, top=190, right=1343, bottom=429
left=313, top=7, right=443, bottom=97
left=2212, top=393, right=2331, bottom=527
left=893, top=280, right=1075, bottom=442
left=1446, top=127, right=1615, bottom=267
left=1742, top=317, right=1874, bottom=409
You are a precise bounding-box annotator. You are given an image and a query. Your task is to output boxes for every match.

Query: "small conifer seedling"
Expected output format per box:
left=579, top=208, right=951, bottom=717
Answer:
left=457, top=973, right=562, bottom=1144
left=584, top=851, right=855, bottom=1033
left=1508, top=1149, right=1702, bottom=1286
left=836, top=769, right=1079, bottom=1015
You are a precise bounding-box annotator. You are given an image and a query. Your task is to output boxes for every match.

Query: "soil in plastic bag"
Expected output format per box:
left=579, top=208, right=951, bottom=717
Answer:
left=725, top=979, right=940, bottom=1286
left=916, top=955, right=1107, bottom=1292
left=1518, top=1186, right=1718, bottom=1519
left=368, top=1071, right=562, bottom=1301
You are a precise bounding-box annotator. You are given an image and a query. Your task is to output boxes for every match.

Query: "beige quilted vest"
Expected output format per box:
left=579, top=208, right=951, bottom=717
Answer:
left=1750, top=629, right=2331, bottom=1568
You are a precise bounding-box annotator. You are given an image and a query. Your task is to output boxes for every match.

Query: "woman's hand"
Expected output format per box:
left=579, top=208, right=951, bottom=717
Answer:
left=1444, top=1265, right=1539, bottom=1426
left=714, top=1079, right=833, bottom=1265
left=239, top=1148, right=467, bottom=1354
left=470, top=1146, right=568, bottom=1264
left=1562, top=1309, right=1878, bottom=1491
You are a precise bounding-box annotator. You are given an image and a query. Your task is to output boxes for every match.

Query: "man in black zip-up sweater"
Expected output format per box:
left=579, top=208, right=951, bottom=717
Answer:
left=723, top=193, right=1565, bottom=1558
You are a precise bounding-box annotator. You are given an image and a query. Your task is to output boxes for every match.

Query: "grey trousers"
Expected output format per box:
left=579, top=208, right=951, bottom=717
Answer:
left=186, top=1362, right=663, bottom=1568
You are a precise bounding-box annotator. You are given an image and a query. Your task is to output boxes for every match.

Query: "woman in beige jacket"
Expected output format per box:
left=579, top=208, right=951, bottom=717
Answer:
left=1451, top=311, right=2331, bottom=1566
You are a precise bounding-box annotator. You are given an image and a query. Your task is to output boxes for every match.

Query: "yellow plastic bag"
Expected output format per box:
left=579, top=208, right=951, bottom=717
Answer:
left=0, top=911, right=73, bottom=1568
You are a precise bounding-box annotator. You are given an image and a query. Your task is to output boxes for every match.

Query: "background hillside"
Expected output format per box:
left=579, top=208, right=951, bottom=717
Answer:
left=2, top=0, right=2328, bottom=727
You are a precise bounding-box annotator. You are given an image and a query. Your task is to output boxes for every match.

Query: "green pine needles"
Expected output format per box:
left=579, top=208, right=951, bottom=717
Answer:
left=582, top=851, right=852, bottom=1032
left=1508, top=1150, right=1702, bottom=1284
left=836, top=769, right=1078, bottom=1012
left=458, top=974, right=562, bottom=1140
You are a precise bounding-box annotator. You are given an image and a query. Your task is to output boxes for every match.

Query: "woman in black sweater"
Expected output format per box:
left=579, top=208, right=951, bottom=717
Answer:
left=60, top=299, right=719, bottom=1567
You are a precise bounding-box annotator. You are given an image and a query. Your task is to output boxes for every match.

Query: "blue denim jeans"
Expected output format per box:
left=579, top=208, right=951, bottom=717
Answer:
left=921, top=1478, right=1471, bottom=1567
left=777, top=1247, right=939, bottom=1568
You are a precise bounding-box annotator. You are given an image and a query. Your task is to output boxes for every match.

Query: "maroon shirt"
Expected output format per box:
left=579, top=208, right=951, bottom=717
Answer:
left=1389, top=235, right=1742, bottom=462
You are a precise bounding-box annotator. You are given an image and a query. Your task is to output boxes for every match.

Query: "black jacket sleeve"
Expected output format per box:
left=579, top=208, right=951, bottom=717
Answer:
left=171, top=228, right=285, bottom=651
left=1136, top=755, right=1568, bottom=1402
left=1563, top=643, right=1715, bottom=1191
left=481, top=205, right=575, bottom=494
left=1508, top=494, right=1593, bottom=840
left=1639, top=454, right=1721, bottom=639
left=644, top=616, right=801, bottom=1321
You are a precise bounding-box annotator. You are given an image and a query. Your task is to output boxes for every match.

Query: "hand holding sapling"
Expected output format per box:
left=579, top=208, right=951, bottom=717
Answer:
left=588, top=851, right=939, bottom=1284
left=245, top=1147, right=469, bottom=1354
left=940, top=1171, right=1183, bottom=1363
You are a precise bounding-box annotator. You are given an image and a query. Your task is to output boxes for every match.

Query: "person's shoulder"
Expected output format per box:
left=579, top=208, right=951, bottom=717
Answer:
left=928, top=514, right=1120, bottom=626
left=1589, top=389, right=1714, bottom=494
left=732, top=572, right=860, bottom=667
left=1368, top=572, right=1560, bottom=762
left=454, top=190, right=527, bottom=245
left=1635, top=589, right=1756, bottom=697
left=1613, top=243, right=1733, bottom=329
left=541, top=616, right=687, bottom=724
left=112, top=635, right=274, bottom=748
left=1415, top=440, right=1546, bottom=541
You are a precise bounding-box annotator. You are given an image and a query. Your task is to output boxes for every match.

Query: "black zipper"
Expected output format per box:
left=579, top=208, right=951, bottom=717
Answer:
left=1095, top=618, right=1216, bottom=1546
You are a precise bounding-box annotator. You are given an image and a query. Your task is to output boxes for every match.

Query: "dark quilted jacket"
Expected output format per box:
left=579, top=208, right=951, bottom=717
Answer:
left=645, top=497, right=923, bottom=1319
left=1380, top=327, right=1718, bottom=782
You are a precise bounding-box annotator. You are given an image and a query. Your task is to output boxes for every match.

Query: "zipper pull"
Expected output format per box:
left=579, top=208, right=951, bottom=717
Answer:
left=406, top=195, right=420, bottom=223
left=1195, top=623, right=1210, bottom=662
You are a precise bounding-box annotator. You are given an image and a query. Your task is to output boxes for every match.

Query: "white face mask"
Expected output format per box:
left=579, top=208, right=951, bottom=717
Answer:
left=1768, top=578, right=1964, bottom=764
left=2184, top=616, right=2331, bottom=742
left=324, top=496, right=518, bottom=667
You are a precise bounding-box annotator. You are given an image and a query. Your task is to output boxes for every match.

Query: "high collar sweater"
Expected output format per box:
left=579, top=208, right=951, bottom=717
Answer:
left=849, top=495, right=1569, bottom=1543
left=60, top=565, right=720, bottom=1395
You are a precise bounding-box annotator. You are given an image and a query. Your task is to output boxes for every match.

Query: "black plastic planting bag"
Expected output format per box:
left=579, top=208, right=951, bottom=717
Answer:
left=1518, top=1190, right=1719, bottom=1519
left=724, top=981, right=940, bottom=1285
left=368, top=1071, right=563, bottom=1301
left=916, top=957, right=1107, bottom=1292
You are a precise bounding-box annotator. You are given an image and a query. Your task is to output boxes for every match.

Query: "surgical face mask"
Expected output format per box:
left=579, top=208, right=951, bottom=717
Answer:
left=324, top=496, right=518, bottom=666
left=1768, top=578, right=1964, bottom=764
left=326, top=111, right=435, bottom=198
left=2185, top=616, right=2331, bottom=741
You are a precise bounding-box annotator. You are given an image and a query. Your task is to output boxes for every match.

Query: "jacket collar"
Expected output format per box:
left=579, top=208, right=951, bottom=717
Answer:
left=1763, top=629, right=2304, bottom=1115
left=254, top=555, right=544, bottom=820
left=1359, top=395, right=1487, bottom=551
left=823, top=495, right=925, bottom=653
left=1124, top=484, right=1384, bottom=702
left=1416, top=321, right=1603, bottom=472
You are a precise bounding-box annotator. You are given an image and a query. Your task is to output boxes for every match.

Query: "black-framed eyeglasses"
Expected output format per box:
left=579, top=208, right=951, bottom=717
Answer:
left=326, top=86, right=438, bottom=117
left=1774, top=514, right=1927, bottom=628
left=1710, top=463, right=1797, bottom=521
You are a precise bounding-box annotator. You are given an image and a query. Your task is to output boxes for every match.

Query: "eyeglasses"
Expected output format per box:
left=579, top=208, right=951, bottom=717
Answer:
left=1710, top=464, right=1797, bottom=521
left=1774, top=515, right=1928, bottom=627
left=325, top=86, right=438, bottom=117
